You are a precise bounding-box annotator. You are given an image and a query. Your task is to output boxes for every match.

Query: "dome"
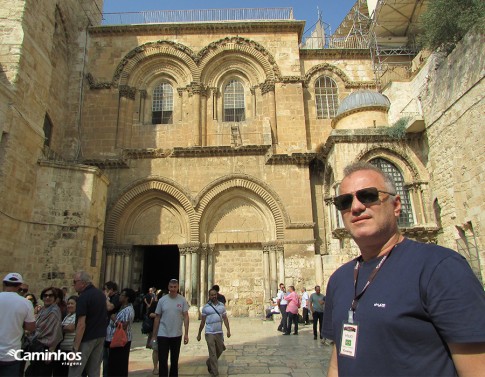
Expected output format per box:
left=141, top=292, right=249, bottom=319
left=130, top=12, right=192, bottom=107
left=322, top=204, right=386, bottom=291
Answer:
left=336, top=90, right=390, bottom=117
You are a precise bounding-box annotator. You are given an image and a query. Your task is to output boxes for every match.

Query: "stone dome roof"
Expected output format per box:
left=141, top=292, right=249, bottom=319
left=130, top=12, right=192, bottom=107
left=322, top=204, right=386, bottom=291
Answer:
left=336, top=90, right=390, bottom=117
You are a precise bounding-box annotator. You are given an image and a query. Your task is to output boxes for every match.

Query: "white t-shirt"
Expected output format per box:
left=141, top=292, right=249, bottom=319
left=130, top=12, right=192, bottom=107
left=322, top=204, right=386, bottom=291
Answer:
left=0, top=292, right=35, bottom=361
left=201, top=302, right=226, bottom=334
left=277, top=289, right=287, bottom=305
left=301, top=291, right=309, bottom=308
left=155, top=294, right=189, bottom=338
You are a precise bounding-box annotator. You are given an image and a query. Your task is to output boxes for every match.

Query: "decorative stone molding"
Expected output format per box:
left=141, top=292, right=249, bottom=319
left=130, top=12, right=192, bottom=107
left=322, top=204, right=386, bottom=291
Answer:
left=171, top=145, right=270, bottom=157
left=286, top=223, right=315, bottom=229
left=196, top=174, right=289, bottom=240
left=105, top=246, right=132, bottom=256
left=262, top=243, right=284, bottom=253
left=86, top=73, right=112, bottom=89
left=123, top=148, right=172, bottom=159
left=260, top=80, right=275, bottom=94
left=179, top=243, right=201, bottom=255
left=266, top=153, right=318, bottom=166
left=82, top=159, right=129, bottom=169
left=177, top=88, right=185, bottom=97
left=197, top=36, right=281, bottom=80
left=303, top=63, right=374, bottom=89
left=280, top=76, right=304, bottom=84
left=139, top=90, right=147, bottom=99
left=105, top=177, right=198, bottom=245
left=119, top=85, right=137, bottom=100
left=113, top=40, right=199, bottom=85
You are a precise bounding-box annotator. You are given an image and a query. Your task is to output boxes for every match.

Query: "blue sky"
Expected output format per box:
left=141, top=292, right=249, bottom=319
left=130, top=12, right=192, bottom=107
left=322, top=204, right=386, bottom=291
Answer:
left=102, top=0, right=356, bottom=35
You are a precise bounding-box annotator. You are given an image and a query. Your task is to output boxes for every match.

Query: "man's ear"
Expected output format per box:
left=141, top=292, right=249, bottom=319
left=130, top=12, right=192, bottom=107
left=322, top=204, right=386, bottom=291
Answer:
left=393, top=194, right=402, bottom=218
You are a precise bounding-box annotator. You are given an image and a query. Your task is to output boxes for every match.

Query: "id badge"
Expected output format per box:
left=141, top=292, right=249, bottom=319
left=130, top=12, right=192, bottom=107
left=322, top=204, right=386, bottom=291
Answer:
left=340, top=322, right=359, bottom=358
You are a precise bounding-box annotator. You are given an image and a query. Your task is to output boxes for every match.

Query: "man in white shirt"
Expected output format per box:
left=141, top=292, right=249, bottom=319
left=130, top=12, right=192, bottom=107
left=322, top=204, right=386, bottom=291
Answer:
left=151, top=279, right=189, bottom=377
left=276, top=283, right=288, bottom=333
left=0, top=273, right=35, bottom=376
left=197, top=289, right=231, bottom=376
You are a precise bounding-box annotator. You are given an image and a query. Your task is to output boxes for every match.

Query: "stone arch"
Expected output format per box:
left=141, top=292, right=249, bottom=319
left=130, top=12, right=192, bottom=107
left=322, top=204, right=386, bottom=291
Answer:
left=204, top=56, right=265, bottom=88
left=130, top=55, right=193, bottom=89
left=304, top=63, right=374, bottom=89
left=356, top=146, right=428, bottom=183
left=195, top=175, right=288, bottom=241
left=105, top=177, right=197, bottom=246
left=197, top=37, right=281, bottom=83
left=113, top=40, right=199, bottom=86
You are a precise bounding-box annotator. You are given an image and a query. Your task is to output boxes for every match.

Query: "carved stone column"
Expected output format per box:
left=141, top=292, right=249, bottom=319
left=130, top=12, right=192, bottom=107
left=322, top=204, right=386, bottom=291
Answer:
left=261, top=80, right=277, bottom=144
left=191, top=247, right=199, bottom=305
left=177, top=88, right=184, bottom=122
left=206, top=244, right=215, bottom=291
left=178, top=246, right=187, bottom=297
left=277, top=245, right=285, bottom=286
left=190, top=83, right=202, bottom=146
left=269, top=245, right=278, bottom=297
left=105, top=246, right=131, bottom=287
left=201, top=86, right=208, bottom=146
left=199, top=245, right=208, bottom=305
left=262, top=244, right=271, bottom=301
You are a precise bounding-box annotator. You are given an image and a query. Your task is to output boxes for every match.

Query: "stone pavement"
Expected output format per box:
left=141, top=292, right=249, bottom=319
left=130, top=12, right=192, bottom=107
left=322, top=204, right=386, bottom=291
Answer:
left=128, top=318, right=332, bottom=376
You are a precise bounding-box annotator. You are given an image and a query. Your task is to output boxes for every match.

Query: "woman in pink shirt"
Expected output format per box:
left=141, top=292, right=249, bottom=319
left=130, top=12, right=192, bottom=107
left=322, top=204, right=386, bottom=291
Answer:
left=284, top=286, right=300, bottom=335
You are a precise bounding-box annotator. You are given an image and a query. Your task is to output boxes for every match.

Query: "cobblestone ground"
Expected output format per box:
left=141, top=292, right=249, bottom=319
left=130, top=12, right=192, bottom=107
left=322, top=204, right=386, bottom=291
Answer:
left=128, top=317, right=332, bottom=376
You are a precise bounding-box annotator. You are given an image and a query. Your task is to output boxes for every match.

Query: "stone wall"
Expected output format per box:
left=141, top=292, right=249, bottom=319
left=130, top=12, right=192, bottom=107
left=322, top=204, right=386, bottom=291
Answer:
left=383, top=30, right=485, bottom=281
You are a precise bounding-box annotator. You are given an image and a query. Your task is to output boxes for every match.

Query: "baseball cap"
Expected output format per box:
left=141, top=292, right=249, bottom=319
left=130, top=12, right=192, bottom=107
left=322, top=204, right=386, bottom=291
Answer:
left=3, top=272, right=24, bottom=284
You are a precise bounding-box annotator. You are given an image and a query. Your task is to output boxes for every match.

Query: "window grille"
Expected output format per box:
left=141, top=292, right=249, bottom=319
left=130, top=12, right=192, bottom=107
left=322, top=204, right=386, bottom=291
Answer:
left=152, top=82, right=173, bottom=124
left=370, top=158, right=414, bottom=227
left=315, top=76, right=339, bottom=119
left=223, top=80, right=245, bottom=122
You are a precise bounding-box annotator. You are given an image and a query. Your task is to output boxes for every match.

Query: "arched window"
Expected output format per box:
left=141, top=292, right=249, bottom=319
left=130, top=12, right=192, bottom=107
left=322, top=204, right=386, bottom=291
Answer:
left=223, top=79, right=245, bottom=122
left=315, top=76, right=339, bottom=119
left=370, top=158, right=414, bottom=227
left=152, top=82, right=173, bottom=124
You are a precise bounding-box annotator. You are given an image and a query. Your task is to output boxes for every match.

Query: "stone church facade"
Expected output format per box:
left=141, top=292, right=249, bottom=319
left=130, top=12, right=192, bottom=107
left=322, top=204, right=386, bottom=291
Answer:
left=0, top=0, right=483, bottom=316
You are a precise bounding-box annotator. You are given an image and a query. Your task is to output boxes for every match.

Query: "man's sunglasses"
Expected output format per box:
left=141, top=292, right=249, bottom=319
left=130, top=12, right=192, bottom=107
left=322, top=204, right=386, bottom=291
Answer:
left=333, top=187, right=396, bottom=211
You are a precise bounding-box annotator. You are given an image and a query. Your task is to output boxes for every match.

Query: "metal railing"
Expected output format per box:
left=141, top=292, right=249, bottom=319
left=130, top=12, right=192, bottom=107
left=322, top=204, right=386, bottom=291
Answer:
left=102, top=8, right=294, bottom=25
left=301, top=35, right=369, bottom=50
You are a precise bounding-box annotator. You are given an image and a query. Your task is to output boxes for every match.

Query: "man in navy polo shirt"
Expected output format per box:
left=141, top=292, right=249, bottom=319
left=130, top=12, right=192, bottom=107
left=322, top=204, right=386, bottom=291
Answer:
left=323, top=162, right=485, bottom=377
left=69, top=271, right=107, bottom=377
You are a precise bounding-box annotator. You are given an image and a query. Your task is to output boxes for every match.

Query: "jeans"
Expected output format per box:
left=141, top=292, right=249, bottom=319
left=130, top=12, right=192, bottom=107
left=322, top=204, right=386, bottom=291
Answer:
left=313, top=311, right=324, bottom=338
left=286, top=312, right=299, bottom=334
left=278, top=305, right=288, bottom=333
left=157, top=336, right=182, bottom=376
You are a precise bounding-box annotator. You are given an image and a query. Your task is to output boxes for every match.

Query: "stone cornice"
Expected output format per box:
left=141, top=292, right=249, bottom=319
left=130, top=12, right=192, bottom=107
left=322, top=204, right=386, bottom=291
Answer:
left=81, top=159, right=129, bottom=169
left=89, top=20, right=305, bottom=42
left=316, top=129, right=412, bottom=159
left=123, top=148, right=172, bottom=159
left=265, top=152, right=318, bottom=166
left=171, top=145, right=271, bottom=157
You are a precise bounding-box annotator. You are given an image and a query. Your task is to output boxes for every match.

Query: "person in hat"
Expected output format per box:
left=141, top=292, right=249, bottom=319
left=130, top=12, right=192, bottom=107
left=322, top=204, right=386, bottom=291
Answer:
left=0, top=273, right=35, bottom=376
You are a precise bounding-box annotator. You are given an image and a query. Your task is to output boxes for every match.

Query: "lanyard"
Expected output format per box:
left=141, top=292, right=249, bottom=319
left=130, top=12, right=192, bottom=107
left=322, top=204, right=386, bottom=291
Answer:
left=348, top=241, right=400, bottom=323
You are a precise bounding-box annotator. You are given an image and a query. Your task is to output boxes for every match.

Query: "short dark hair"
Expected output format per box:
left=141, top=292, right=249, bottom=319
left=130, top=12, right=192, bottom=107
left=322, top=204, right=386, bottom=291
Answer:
left=104, top=281, right=118, bottom=291
left=67, top=295, right=78, bottom=302
left=211, top=284, right=220, bottom=292
left=121, top=288, right=136, bottom=303
left=40, top=287, right=58, bottom=300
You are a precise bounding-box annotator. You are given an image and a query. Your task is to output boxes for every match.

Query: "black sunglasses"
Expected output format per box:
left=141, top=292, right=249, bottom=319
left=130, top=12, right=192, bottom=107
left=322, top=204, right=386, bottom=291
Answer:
left=333, top=187, right=396, bottom=211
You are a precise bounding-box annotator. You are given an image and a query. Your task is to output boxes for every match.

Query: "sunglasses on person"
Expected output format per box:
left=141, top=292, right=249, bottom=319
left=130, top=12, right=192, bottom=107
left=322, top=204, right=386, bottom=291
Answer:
left=333, top=187, right=396, bottom=211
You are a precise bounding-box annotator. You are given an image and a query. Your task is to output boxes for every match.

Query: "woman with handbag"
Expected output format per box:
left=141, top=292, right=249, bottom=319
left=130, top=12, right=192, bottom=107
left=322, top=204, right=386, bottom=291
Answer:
left=105, top=288, right=135, bottom=377
left=25, top=287, right=63, bottom=376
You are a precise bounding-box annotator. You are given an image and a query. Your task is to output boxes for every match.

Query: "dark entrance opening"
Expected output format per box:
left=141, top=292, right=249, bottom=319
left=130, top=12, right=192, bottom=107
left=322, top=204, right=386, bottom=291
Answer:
left=142, top=245, right=179, bottom=293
